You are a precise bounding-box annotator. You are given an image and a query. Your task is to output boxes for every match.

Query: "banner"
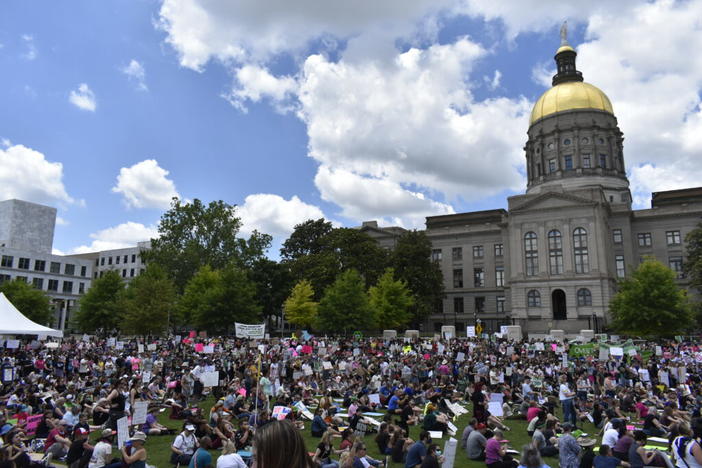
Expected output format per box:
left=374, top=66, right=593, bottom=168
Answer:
left=235, top=322, right=265, bottom=339
left=569, top=343, right=596, bottom=357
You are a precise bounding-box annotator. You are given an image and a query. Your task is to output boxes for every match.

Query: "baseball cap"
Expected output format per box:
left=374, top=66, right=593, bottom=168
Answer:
left=185, top=424, right=195, bottom=431
left=476, top=423, right=487, bottom=430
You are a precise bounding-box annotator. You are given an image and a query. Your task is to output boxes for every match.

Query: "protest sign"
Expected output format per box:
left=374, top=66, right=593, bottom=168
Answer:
left=272, top=406, right=291, bottom=421
left=201, top=371, right=219, bottom=388
left=569, top=343, right=595, bottom=357
left=117, top=416, right=129, bottom=448
left=235, top=322, right=266, bottom=339
left=132, top=401, right=148, bottom=425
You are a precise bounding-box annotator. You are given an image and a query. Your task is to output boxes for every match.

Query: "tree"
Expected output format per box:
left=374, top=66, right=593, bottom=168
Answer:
left=248, top=258, right=292, bottom=320
left=0, top=279, right=52, bottom=325
left=685, top=222, right=702, bottom=290
left=121, top=264, right=177, bottom=336
left=143, top=198, right=271, bottom=291
left=75, top=271, right=125, bottom=334
left=318, top=269, right=374, bottom=333
left=391, top=230, right=444, bottom=325
left=178, top=264, right=261, bottom=334
left=280, top=219, right=333, bottom=261
left=610, top=258, right=693, bottom=336
left=369, top=268, right=414, bottom=329
left=284, top=280, right=318, bottom=329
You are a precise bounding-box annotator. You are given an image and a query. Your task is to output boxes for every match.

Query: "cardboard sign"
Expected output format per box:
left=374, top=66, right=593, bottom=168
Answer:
left=107, top=338, right=116, bottom=347
left=272, top=406, right=291, bottom=421
left=117, top=416, right=129, bottom=448
left=368, top=394, right=380, bottom=405
left=322, top=361, right=333, bottom=370
left=442, top=437, right=458, bottom=468
left=203, top=345, right=214, bottom=354
left=201, top=371, right=219, bottom=388
left=147, top=344, right=156, bottom=351
left=610, top=346, right=624, bottom=357
left=142, top=371, right=151, bottom=383
left=132, top=401, right=148, bottom=425
left=5, top=340, right=19, bottom=349
left=466, top=326, right=476, bottom=338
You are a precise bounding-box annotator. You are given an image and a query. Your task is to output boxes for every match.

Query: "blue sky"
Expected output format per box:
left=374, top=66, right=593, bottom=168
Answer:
left=2, top=1, right=702, bottom=256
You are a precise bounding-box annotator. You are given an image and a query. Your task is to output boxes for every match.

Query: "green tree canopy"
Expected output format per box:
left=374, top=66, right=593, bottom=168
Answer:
left=0, top=279, right=52, bottom=325
left=610, top=258, right=693, bottom=336
left=391, top=230, right=444, bottom=325
left=75, top=270, right=125, bottom=334
left=143, top=198, right=271, bottom=290
left=685, top=222, right=702, bottom=290
left=318, top=269, right=374, bottom=333
left=178, top=265, right=221, bottom=330
left=280, top=218, right=333, bottom=261
left=369, top=268, right=414, bottom=329
left=121, top=264, right=177, bottom=336
left=284, top=280, right=318, bottom=329
left=248, top=258, right=292, bottom=320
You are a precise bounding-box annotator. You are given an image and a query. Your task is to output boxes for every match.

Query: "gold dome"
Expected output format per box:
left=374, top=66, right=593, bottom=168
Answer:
left=530, top=81, right=614, bottom=125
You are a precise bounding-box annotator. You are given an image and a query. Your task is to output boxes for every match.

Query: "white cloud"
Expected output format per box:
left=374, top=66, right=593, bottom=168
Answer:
left=122, top=59, right=148, bottom=91
left=0, top=144, right=74, bottom=206
left=71, top=222, right=158, bottom=254
left=1, top=138, right=11, bottom=148
left=315, top=166, right=454, bottom=228
left=21, top=34, right=37, bottom=60
left=52, top=248, right=66, bottom=256
left=112, top=159, right=180, bottom=209
left=69, top=83, right=96, bottom=112
left=237, top=193, right=326, bottom=238
left=157, top=0, right=456, bottom=70
left=486, top=69, right=502, bottom=90
left=226, top=65, right=297, bottom=112
left=55, top=216, right=69, bottom=226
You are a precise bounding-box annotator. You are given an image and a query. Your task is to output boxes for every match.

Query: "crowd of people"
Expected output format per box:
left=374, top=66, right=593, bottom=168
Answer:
left=0, top=333, right=698, bottom=468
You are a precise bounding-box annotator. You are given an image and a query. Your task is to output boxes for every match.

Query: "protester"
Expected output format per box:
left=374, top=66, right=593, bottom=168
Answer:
left=216, top=441, right=247, bottom=468
left=252, top=420, right=315, bottom=468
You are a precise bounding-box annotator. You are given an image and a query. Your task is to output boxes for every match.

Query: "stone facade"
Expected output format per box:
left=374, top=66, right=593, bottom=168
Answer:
left=0, top=199, right=56, bottom=255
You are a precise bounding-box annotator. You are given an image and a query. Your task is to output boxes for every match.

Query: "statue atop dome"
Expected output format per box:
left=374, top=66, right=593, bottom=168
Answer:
left=560, top=21, right=569, bottom=46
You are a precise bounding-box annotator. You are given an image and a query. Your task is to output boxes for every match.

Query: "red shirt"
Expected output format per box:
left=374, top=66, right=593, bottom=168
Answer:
left=526, top=406, right=541, bottom=422
left=45, top=427, right=65, bottom=452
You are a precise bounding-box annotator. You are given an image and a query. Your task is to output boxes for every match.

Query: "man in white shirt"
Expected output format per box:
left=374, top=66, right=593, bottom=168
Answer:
left=559, top=375, right=577, bottom=426
left=89, top=429, right=115, bottom=468
left=171, top=424, right=198, bottom=466
left=602, top=420, right=621, bottom=448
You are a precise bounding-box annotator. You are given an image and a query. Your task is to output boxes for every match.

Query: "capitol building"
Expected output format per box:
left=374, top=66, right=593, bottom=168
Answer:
left=365, top=37, right=702, bottom=335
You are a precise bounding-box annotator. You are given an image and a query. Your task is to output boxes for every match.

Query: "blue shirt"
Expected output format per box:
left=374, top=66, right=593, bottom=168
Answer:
left=405, top=441, right=427, bottom=468
left=188, top=448, right=212, bottom=468
left=388, top=395, right=400, bottom=411
left=594, top=455, right=621, bottom=468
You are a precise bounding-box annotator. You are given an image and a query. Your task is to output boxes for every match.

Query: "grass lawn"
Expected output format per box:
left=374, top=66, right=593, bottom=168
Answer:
left=126, top=397, right=600, bottom=468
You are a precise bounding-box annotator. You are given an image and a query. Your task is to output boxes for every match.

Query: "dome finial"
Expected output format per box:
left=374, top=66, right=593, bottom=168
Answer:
left=560, top=21, right=569, bottom=47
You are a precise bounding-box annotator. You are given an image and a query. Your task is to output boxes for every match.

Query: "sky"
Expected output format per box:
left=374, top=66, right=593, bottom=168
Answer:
left=2, top=0, right=702, bottom=257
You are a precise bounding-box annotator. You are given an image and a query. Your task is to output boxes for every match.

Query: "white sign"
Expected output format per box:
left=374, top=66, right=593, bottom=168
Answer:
left=142, top=371, right=151, bottom=383
left=107, top=338, right=116, bottom=347
left=442, top=437, right=458, bottom=468
left=137, top=344, right=144, bottom=353
left=500, top=326, right=508, bottom=335
left=117, top=416, right=129, bottom=449
left=116, top=341, right=124, bottom=350
left=147, top=344, right=156, bottom=351
left=201, top=371, right=219, bottom=388
left=235, top=322, right=266, bottom=339
left=610, top=346, right=624, bottom=357
left=322, top=361, right=333, bottom=370
left=132, top=401, right=148, bottom=425
left=368, top=394, right=380, bottom=405
left=272, top=406, right=291, bottom=421
left=203, top=345, right=214, bottom=354
left=466, top=326, right=476, bottom=338
left=487, top=401, right=504, bottom=417
left=44, top=342, right=59, bottom=349
left=456, top=352, right=465, bottom=362
left=5, top=340, right=19, bottom=349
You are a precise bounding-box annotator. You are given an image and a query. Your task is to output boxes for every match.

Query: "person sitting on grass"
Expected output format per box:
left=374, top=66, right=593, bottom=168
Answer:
left=422, top=404, right=449, bottom=433
left=485, top=429, right=518, bottom=468
left=420, top=444, right=444, bottom=468
left=593, top=445, right=627, bottom=468
left=312, top=430, right=343, bottom=468
left=467, top=423, right=489, bottom=461
left=517, top=444, right=551, bottom=468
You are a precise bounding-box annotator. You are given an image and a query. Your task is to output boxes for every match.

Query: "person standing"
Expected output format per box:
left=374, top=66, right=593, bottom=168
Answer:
left=559, top=375, right=577, bottom=426
left=558, top=423, right=581, bottom=468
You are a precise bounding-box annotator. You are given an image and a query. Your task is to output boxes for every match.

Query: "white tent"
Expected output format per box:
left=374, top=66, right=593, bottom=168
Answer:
left=0, top=292, right=63, bottom=337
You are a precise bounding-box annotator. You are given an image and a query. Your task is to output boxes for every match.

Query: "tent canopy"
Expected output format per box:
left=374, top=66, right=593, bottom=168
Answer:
left=0, top=293, right=63, bottom=337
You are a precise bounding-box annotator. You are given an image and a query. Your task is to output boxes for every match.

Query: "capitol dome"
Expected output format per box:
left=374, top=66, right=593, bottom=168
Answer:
left=530, top=81, right=614, bottom=125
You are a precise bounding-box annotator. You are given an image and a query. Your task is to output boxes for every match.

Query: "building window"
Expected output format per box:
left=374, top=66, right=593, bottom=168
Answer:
left=577, top=288, right=592, bottom=306
left=496, top=296, right=506, bottom=313
left=527, top=289, right=541, bottom=307
left=64, top=264, right=75, bottom=276
left=80, top=265, right=87, bottom=277
left=548, top=159, right=556, bottom=173
left=0, top=256, right=12, bottom=268
left=47, top=279, right=59, bottom=291
left=548, top=229, right=563, bottom=275
left=18, top=258, right=30, bottom=270
left=100, top=257, right=105, bottom=266
left=452, top=247, right=462, bottom=261
left=108, top=257, right=112, bottom=265
left=599, top=154, right=607, bottom=168
left=612, top=229, right=623, bottom=244
left=573, top=227, right=590, bottom=273
left=615, top=255, right=625, bottom=278
left=50, top=262, right=61, bottom=274
left=564, top=155, right=573, bottom=170
left=0, top=275, right=10, bottom=284
left=452, top=269, right=463, bottom=288
left=116, top=256, right=120, bottom=264
left=666, top=230, right=681, bottom=246
left=582, top=154, right=591, bottom=168
left=474, top=268, right=484, bottom=287
left=79, top=282, right=85, bottom=294
left=124, top=255, right=128, bottom=263
left=131, top=254, right=136, bottom=263
left=95, top=259, right=99, bottom=267
left=453, top=297, right=464, bottom=314
left=669, top=256, right=684, bottom=278
left=32, top=278, right=43, bottom=290
left=494, top=244, right=504, bottom=257
left=495, top=266, right=504, bottom=287
left=431, top=249, right=442, bottom=262
left=130, top=269, right=135, bottom=277
left=475, top=297, right=485, bottom=314
left=62, top=281, right=73, bottom=293
left=472, top=245, right=484, bottom=258
left=524, top=232, right=538, bottom=276
left=34, top=260, right=46, bottom=271
left=122, top=269, right=127, bottom=278
left=637, top=232, right=652, bottom=247
left=563, top=138, right=571, bottom=145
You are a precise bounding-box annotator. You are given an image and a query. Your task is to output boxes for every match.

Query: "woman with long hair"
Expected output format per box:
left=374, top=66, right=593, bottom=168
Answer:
left=252, top=420, right=314, bottom=468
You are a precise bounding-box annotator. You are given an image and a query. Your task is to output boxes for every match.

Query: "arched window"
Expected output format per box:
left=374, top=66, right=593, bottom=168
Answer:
left=577, top=288, right=592, bottom=306
left=548, top=230, right=563, bottom=275
left=573, top=227, right=589, bottom=273
left=524, top=232, right=538, bottom=276
left=527, top=290, right=541, bottom=307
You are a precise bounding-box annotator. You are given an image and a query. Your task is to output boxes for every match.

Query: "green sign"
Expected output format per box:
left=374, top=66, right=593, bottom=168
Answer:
left=353, top=331, right=363, bottom=341
left=569, top=343, right=596, bottom=357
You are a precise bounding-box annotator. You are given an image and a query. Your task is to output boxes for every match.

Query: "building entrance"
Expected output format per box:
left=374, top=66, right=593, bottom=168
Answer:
left=552, top=289, right=567, bottom=320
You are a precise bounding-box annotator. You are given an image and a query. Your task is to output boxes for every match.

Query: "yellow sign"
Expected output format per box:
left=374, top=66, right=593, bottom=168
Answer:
left=475, top=324, right=483, bottom=334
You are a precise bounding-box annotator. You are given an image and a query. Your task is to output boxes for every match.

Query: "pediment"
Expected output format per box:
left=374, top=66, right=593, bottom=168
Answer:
left=510, top=191, right=597, bottom=213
